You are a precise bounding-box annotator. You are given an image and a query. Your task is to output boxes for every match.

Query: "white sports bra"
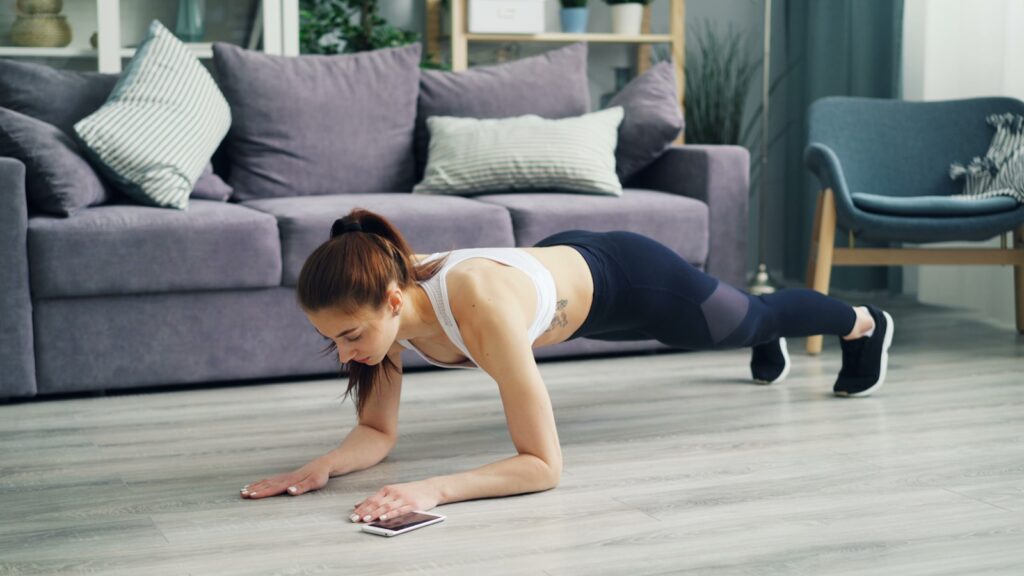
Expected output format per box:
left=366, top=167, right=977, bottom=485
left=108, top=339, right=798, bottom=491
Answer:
left=397, top=248, right=557, bottom=369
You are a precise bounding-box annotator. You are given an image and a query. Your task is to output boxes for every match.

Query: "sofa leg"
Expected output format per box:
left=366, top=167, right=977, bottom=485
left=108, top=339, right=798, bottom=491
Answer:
left=807, top=188, right=837, bottom=355
left=1015, top=224, right=1024, bottom=334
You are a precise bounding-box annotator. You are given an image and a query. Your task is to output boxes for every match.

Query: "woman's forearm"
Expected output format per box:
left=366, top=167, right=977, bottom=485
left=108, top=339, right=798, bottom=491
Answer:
left=321, top=424, right=397, bottom=477
left=425, top=453, right=560, bottom=505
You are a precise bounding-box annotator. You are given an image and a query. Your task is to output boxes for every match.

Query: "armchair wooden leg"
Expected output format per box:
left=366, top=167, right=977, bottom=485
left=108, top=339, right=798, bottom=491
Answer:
left=1015, top=224, right=1024, bottom=334
left=807, top=188, right=837, bottom=355
left=806, top=189, right=824, bottom=288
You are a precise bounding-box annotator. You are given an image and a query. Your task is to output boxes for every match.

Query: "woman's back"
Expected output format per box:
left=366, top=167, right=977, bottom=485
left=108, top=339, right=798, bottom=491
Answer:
left=401, top=245, right=595, bottom=367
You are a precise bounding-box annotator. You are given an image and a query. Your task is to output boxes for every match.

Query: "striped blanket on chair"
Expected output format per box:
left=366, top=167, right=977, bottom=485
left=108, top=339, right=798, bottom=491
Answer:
left=949, top=113, right=1024, bottom=204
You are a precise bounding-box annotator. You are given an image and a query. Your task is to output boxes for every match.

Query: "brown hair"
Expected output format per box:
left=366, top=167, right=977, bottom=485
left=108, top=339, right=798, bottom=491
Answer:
left=296, top=208, right=448, bottom=415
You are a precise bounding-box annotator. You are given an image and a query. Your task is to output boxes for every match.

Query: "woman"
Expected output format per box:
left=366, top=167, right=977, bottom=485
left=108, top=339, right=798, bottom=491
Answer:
left=240, top=209, right=893, bottom=524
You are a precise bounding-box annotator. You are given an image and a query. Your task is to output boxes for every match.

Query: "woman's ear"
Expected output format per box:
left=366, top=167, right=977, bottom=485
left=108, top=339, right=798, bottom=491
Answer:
left=387, top=288, right=402, bottom=316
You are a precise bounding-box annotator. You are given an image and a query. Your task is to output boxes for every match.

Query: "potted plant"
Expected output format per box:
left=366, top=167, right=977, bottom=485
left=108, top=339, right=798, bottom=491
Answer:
left=560, top=0, right=588, bottom=34
left=604, top=0, right=648, bottom=35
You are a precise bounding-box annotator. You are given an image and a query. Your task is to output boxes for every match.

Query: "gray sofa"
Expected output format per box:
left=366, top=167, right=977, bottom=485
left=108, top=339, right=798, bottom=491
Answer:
left=1, top=144, right=748, bottom=400
left=0, top=40, right=749, bottom=400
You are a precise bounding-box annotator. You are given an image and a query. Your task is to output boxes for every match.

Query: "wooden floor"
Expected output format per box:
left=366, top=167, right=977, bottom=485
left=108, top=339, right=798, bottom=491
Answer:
left=2, top=296, right=1023, bottom=575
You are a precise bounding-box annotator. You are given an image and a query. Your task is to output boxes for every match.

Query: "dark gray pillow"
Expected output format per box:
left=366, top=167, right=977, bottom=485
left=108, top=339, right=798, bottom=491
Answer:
left=191, top=163, right=233, bottom=201
left=0, top=59, right=119, bottom=137
left=212, top=42, right=422, bottom=201
left=607, top=61, right=684, bottom=182
left=416, top=43, right=590, bottom=180
left=0, top=107, right=113, bottom=216
left=0, top=58, right=231, bottom=204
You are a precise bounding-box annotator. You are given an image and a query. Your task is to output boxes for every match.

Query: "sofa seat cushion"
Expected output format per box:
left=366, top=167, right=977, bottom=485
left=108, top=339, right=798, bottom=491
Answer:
left=240, top=193, right=516, bottom=287
left=29, top=200, right=281, bottom=299
left=475, top=188, right=710, bottom=265
left=851, top=191, right=1020, bottom=217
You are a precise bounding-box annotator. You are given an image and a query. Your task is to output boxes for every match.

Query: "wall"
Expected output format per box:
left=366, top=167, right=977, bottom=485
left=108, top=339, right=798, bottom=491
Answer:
left=901, top=0, right=1023, bottom=329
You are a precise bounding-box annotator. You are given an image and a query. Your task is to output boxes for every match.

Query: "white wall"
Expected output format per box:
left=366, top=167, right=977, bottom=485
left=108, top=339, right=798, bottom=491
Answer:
left=901, top=0, right=1023, bottom=329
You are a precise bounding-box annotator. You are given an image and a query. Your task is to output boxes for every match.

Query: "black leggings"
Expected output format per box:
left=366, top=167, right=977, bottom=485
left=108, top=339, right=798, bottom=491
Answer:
left=534, top=230, right=857, bottom=350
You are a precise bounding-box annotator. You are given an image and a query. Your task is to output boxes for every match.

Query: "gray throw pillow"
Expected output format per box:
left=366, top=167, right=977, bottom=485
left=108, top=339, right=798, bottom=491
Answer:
left=607, top=61, right=684, bottom=182
left=191, top=163, right=233, bottom=201
left=0, top=59, right=119, bottom=137
left=0, top=107, right=113, bottom=216
left=212, top=42, right=422, bottom=200
left=75, top=20, right=232, bottom=210
left=0, top=57, right=232, bottom=206
left=416, top=43, right=590, bottom=180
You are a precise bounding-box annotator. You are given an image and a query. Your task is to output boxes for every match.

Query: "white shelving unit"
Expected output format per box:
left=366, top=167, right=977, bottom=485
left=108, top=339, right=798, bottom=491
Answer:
left=0, top=0, right=299, bottom=72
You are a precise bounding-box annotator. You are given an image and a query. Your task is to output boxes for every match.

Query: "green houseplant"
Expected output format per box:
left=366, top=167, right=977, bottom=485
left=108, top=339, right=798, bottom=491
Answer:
left=299, top=0, right=418, bottom=55
left=683, top=19, right=759, bottom=146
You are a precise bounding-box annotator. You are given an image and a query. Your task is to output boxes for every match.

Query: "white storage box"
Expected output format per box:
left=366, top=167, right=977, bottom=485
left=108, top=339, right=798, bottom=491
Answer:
left=468, top=0, right=545, bottom=34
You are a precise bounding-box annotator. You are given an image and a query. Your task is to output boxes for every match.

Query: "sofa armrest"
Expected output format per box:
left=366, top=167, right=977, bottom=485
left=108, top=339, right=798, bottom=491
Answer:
left=628, top=145, right=749, bottom=288
left=0, top=157, right=37, bottom=398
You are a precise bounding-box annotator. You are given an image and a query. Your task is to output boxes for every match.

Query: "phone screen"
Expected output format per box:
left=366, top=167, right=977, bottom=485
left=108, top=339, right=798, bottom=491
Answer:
left=368, top=511, right=439, bottom=532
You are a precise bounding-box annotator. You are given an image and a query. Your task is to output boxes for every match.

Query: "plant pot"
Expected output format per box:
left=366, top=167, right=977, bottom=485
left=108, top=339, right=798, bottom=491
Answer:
left=560, top=7, right=588, bottom=34
left=610, top=3, right=644, bottom=35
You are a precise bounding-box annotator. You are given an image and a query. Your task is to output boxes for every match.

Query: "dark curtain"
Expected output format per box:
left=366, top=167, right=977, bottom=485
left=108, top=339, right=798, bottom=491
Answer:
left=764, top=0, right=904, bottom=292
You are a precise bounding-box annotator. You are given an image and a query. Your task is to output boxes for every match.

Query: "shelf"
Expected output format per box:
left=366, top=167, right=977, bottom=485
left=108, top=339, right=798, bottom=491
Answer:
left=464, top=33, right=673, bottom=44
left=0, top=46, right=97, bottom=58
left=0, top=42, right=216, bottom=60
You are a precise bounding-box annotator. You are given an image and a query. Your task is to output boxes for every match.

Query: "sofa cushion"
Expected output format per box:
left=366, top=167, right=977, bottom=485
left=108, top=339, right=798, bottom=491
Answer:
left=851, top=192, right=1020, bottom=217
left=0, top=107, right=114, bottom=216
left=28, top=200, right=281, bottom=299
left=241, top=194, right=515, bottom=286
left=213, top=43, right=422, bottom=201
left=414, top=108, right=624, bottom=197
left=416, top=43, right=590, bottom=180
left=607, top=61, right=683, bottom=182
left=0, top=58, right=118, bottom=137
left=475, top=189, right=710, bottom=265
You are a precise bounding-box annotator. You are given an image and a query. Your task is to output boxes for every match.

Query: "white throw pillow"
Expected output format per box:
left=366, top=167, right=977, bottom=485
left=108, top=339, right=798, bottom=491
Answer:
left=74, top=20, right=231, bottom=210
left=413, top=107, right=624, bottom=197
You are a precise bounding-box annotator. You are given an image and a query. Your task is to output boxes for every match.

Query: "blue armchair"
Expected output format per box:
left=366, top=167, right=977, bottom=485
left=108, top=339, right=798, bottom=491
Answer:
left=804, top=96, right=1024, bottom=354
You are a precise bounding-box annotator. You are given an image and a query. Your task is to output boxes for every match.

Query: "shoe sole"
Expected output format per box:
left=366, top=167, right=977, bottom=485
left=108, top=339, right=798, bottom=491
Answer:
left=753, top=337, right=790, bottom=385
left=835, top=311, right=894, bottom=398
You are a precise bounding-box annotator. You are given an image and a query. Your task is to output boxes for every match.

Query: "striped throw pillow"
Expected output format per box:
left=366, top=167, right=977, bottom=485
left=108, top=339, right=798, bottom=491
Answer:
left=413, top=107, right=624, bottom=197
left=74, top=20, right=231, bottom=210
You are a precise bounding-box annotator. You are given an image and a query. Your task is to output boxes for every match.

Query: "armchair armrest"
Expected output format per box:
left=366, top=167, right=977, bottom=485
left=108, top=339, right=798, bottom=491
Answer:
left=0, top=157, right=37, bottom=398
left=628, top=145, right=749, bottom=287
left=804, top=142, right=861, bottom=234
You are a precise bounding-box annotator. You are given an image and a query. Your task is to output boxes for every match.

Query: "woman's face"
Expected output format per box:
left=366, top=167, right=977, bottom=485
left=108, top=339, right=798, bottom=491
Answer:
left=306, top=293, right=401, bottom=366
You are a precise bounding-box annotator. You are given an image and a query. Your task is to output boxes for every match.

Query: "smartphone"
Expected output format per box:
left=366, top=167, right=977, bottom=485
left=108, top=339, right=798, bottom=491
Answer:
left=360, top=511, right=446, bottom=537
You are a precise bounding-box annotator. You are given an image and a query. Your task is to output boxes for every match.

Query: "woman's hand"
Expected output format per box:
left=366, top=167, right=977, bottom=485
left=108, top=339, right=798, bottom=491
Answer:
left=350, top=480, right=440, bottom=523
left=241, top=457, right=332, bottom=499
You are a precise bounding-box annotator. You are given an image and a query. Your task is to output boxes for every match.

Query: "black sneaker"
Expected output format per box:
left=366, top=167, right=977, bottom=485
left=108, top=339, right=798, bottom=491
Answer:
left=750, top=337, right=790, bottom=385
left=834, top=305, right=894, bottom=397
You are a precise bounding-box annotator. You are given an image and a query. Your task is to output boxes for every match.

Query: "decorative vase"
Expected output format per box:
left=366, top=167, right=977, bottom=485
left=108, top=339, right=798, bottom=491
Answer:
left=560, top=8, right=588, bottom=34
left=10, top=14, right=71, bottom=47
left=17, top=0, right=62, bottom=14
left=175, top=0, right=206, bottom=42
left=610, top=3, right=643, bottom=35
